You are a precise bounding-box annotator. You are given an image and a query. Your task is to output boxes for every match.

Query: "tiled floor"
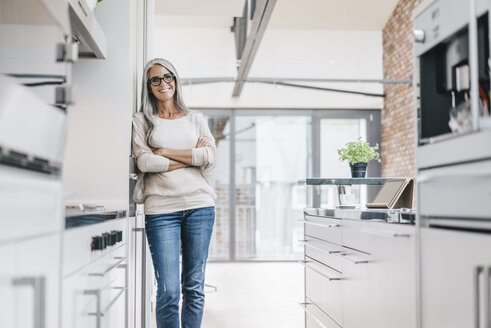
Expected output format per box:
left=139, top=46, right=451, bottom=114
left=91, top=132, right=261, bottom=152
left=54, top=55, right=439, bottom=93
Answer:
left=150, top=262, right=304, bottom=328
left=202, top=262, right=304, bottom=328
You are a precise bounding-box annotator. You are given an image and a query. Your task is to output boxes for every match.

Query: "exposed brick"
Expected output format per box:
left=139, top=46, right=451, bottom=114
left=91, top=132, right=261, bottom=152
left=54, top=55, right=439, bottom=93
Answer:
left=382, top=0, right=422, bottom=178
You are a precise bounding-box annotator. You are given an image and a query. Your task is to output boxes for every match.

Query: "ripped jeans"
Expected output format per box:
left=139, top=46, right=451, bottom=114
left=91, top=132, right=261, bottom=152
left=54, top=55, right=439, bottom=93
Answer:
left=145, top=206, right=215, bottom=328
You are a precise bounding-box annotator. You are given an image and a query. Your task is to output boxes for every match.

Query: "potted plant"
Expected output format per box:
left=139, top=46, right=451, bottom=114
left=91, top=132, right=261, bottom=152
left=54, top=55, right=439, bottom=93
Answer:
left=337, top=137, right=381, bottom=178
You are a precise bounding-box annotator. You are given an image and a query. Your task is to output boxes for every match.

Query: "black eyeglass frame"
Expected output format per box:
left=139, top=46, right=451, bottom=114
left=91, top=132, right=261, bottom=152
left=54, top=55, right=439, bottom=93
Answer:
left=147, top=73, right=175, bottom=86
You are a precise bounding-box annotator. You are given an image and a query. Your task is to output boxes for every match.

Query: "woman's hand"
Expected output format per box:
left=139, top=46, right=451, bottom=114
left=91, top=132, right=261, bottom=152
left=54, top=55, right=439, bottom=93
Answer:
left=196, top=136, right=212, bottom=148
left=152, top=148, right=163, bottom=156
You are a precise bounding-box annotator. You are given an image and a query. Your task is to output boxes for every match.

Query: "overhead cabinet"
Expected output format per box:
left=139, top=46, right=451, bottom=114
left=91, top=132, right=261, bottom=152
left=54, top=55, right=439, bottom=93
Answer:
left=68, top=0, right=107, bottom=59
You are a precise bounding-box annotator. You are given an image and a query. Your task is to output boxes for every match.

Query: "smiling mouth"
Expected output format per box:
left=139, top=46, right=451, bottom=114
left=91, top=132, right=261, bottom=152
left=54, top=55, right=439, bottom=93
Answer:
left=158, top=88, right=171, bottom=93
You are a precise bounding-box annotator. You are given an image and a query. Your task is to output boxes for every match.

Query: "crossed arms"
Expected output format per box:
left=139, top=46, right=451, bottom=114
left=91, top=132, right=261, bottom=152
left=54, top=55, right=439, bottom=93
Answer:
left=152, top=136, right=212, bottom=172
left=131, top=113, right=216, bottom=174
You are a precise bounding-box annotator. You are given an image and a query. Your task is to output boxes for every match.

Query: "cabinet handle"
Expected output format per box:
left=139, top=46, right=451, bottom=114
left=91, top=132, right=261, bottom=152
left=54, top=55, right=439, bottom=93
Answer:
left=360, top=228, right=410, bottom=238
left=134, top=227, right=147, bottom=328
left=298, top=240, right=340, bottom=254
left=298, top=260, right=341, bottom=281
left=84, top=286, right=127, bottom=328
left=299, top=302, right=329, bottom=328
left=298, top=219, right=340, bottom=228
left=331, top=252, right=368, bottom=264
left=418, top=168, right=491, bottom=183
left=475, top=266, right=484, bottom=328
left=12, top=276, right=46, bottom=328
left=485, top=266, right=491, bottom=328
left=89, top=256, right=127, bottom=277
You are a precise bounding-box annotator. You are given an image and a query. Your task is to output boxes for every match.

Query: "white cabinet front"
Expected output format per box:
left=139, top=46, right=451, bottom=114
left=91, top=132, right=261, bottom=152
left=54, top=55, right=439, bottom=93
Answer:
left=340, top=247, right=370, bottom=328
left=0, top=243, right=16, bottom=328
left=420, top=227, right=491, bottom=328
left=368, top=223, right=416, bottom=328
left=14, top=234, right=61, bottom=328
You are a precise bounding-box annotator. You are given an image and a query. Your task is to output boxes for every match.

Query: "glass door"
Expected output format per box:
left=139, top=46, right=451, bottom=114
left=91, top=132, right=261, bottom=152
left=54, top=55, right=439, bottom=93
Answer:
left=201, top=109, right=380, bottom=261
left=234, top=114, right=310, bottom=260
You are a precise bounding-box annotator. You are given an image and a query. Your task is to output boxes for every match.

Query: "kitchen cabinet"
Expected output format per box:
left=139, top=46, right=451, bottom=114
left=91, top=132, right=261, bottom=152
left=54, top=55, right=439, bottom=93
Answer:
left=368, top=223, right=416, bottom=328
left=0, top=243, right=16, bottom=328
left=301, top=210, right=416, bottom=328
left=340, top=246, right=370, bottom=328
left=14, top=233, right=61, bottom=328
left=420, top=227, right=491, bottom=328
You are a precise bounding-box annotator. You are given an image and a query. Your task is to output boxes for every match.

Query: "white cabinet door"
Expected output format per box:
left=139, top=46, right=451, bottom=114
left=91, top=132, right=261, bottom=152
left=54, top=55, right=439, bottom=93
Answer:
left=15, top=234, right=61, bottom=328
left=368, top=223, right=416, bottom=328
left=0, top=243, right=16, bottom=328
left=341, top=247, right=371, bottom=328
left=421, top=227, right=491, bottom=328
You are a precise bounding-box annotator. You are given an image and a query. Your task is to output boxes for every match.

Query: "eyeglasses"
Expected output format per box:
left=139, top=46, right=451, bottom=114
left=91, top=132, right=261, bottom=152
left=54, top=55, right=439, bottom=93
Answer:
left=148, top=73, right=175, bottom=86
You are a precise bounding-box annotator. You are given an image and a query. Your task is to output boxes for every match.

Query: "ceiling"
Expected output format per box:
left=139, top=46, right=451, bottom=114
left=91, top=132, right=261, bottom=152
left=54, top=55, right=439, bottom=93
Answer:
left=154, top=0, right=399, bottom=30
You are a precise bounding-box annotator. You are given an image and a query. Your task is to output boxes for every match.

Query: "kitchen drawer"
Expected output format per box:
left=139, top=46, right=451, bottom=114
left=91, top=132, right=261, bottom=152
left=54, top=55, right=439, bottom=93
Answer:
left=303, top=215, right=342, bottom=245
left=304, top=238, right=342, bottom=273
left=62, top=250, right=128, bottom=328
left=342, top=219, right=371, bottom=254
left=303, top=299, right=342, bottom=328
left=419, top=160, right=491, bottom=219
left=63, top=218, right=128, bottom=277
left=305, top=262, right=343, bottom=326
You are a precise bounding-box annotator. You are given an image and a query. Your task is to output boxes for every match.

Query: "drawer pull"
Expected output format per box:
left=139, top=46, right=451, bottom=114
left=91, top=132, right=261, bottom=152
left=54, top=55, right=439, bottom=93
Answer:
left=474, top=266, right=491, bottom=328
left=360, top=228, right=410, bottom=238
left=89, top=256, right=127, bottom=277
left=13, top=276, right=46, bottom=328
left=298, top=219, right=340, bottom=228
left=84, top=286, right=127, bottom=327
left=298, top=260, right=341, bottom=281
left=299, top=302, right=329, bottom=328
left=331, top=252, right=368, bottom=264
left=298, top=240, right=340, bottom=254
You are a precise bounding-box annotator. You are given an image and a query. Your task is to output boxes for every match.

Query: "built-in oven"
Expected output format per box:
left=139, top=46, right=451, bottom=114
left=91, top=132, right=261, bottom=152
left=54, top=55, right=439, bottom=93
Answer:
left=413, top=1, right=491, bottom=327
left=413, top=0, right=491, bottom=170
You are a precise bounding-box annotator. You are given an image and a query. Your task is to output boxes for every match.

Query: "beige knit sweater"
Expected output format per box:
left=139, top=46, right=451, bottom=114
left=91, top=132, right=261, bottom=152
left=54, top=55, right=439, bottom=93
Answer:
left=132, top=111, right=216, bottom=214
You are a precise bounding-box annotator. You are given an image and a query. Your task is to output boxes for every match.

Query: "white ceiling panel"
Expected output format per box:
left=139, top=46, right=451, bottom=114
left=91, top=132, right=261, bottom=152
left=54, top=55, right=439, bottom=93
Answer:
left=155, top=0, right=399, bottom=31
left=268, top=0, right=399, bottom=30
left=155, top=0, right=246, bottom=17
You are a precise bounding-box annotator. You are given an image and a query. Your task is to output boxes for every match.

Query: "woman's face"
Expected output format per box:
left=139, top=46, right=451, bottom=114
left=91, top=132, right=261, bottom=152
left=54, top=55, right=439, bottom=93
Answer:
left=148, top=64, right=176, bottom=103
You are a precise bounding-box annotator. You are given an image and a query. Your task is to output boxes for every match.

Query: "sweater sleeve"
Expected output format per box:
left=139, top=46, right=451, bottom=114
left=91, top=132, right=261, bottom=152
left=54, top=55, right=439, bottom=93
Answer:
left=191, top=113, right=216, bottom=167
left=132, top=113, right=170, bottom=173
left=192, top=113, right=216, bottom=182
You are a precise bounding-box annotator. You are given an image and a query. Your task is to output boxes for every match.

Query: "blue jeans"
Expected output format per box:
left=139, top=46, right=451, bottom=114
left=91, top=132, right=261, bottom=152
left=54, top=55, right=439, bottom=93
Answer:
left=145, top=206, right=215, bottom=328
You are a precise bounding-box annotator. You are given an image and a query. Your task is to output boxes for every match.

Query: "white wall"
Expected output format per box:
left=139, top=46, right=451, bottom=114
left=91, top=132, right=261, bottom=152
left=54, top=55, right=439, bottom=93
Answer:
left=63, top=0, right=136, bottom=208
left=152, top=27, right=383, bottom=109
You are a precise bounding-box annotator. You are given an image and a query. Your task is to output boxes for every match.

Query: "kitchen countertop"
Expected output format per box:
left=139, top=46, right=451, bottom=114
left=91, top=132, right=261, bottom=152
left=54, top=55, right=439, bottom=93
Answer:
left=306, top=177, right=404, bottom=185
left=65, top=205, right=127, bottom=229
left=304, top=207, right=415, bottom=224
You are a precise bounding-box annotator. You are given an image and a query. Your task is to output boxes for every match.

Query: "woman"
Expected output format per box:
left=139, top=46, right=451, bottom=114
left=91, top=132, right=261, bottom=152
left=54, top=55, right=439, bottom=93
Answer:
left=132, top=58, right=216, bottom=328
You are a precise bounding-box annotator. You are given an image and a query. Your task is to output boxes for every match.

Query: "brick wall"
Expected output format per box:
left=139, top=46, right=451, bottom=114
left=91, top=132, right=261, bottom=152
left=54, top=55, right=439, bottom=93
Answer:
left=382, top=0, right=422, bottom=177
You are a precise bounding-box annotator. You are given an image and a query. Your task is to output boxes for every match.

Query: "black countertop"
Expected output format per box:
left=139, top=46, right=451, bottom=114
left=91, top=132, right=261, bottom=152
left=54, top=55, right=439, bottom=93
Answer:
left=304, top=207, right=415, bottom=224
left=306, top=177, right=405, bottom=185
left=65, top=205, right=127, bottom=229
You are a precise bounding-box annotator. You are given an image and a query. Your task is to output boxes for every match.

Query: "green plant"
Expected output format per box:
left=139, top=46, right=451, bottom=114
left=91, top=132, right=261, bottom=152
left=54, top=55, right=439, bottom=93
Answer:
left=337, top=137, right=381, bottom=165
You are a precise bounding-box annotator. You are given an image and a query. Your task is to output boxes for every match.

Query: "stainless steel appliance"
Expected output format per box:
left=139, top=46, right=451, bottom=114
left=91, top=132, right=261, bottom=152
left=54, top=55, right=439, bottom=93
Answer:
left=413, top=0, right=491, bottom=327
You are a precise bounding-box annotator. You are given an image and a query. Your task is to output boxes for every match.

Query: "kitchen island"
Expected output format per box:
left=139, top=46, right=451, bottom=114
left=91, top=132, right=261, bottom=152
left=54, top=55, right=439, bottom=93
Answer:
left=300, top=207, right=416, bottom=328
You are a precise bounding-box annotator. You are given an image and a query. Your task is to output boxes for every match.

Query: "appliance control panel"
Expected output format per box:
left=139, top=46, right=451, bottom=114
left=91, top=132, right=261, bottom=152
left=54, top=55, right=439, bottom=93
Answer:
left=91, top=230, right=123, bottom=251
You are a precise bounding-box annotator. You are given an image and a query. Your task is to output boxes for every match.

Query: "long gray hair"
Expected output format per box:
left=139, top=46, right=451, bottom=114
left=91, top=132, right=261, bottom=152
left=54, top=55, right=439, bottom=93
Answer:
left=139, top=58, right=189, bottom=146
